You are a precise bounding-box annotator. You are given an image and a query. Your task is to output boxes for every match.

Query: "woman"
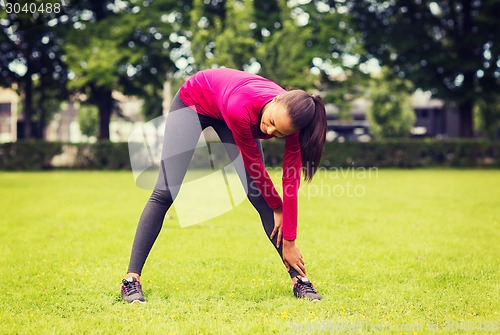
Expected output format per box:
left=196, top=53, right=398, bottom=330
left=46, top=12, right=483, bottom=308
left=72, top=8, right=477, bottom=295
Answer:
left=121, top=68, right=327, bottom=303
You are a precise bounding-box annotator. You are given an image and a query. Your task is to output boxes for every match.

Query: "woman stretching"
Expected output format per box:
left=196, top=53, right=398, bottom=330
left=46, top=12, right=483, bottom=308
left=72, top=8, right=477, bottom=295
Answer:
left=121, top=68, right=327, bottom=303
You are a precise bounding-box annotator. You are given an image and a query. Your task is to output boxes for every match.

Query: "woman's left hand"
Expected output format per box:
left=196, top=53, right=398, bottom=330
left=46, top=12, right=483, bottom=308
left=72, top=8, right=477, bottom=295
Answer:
left=270, top=207, right=283, bottom=248
left=283, top=240, right=307, bottom=277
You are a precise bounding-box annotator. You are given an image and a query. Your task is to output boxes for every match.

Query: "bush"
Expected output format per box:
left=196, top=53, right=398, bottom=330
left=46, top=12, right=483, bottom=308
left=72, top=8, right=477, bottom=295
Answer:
left=0, top=141, right=130, bottom=170
left=0, top=141, right=62, bottom=170
left=74, top=142, right=131, bottom=169
left=0, top=139, right=499, bottom=170
left=263, top=139, right=500, bottom=168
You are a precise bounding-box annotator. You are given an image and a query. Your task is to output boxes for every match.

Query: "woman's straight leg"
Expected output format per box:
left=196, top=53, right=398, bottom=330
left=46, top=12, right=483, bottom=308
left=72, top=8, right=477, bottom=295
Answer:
left=126, top=97, right=205, bottom=275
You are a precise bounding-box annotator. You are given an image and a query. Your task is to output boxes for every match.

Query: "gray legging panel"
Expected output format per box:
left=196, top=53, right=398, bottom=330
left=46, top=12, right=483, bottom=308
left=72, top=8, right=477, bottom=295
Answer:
left=127, top=94, right=299, bottom=278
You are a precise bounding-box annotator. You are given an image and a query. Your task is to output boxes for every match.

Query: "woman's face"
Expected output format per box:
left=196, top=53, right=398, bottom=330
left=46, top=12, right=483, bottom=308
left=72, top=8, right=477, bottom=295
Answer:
left=260, top=96, right=297, bottom=138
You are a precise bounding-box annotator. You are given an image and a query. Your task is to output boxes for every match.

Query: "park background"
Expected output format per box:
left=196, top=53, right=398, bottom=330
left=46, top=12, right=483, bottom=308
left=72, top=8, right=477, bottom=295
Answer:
left=1, top=1, right=499, bottom=334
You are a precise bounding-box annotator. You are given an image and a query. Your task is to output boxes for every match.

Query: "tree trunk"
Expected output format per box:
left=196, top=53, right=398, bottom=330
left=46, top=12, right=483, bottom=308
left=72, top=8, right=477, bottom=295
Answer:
left=458, top=100, right=474, bottom=138
left=91, top=85, right=114, bottom=141
left=457, top=2, right=474, bottom=138
left=36, top=89, right=46, bottom=140
left=23, top=73, right=33, bottom=139
left=36, top=107, right=46, bottom=140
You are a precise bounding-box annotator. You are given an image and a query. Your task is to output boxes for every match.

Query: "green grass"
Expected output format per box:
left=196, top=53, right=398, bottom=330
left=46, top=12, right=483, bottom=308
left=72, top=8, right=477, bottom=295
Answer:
left=0, top=169, right=499, bottom=334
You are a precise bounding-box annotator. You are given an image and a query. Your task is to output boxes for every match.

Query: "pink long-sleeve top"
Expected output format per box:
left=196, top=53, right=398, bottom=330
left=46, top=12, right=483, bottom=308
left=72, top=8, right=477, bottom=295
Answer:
left=179, top=68, right=301, bottom=240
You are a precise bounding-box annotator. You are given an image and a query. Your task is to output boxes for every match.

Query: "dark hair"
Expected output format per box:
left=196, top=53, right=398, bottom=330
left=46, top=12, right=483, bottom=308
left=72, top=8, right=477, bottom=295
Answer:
left=278, top=90, right=327, bottom=182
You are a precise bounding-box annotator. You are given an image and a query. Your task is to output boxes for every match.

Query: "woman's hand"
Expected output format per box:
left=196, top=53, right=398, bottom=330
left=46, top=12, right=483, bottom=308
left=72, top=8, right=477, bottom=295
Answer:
left=270, top=207, right=283, bottom=248
left=282, top=240, right=306, bottom=277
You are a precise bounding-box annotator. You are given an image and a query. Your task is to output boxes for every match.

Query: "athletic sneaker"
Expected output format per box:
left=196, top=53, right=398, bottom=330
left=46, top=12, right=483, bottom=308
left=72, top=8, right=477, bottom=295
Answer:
left=293, top=277, right=322, bottom=301
left=121, top=277, right=146, bottom=304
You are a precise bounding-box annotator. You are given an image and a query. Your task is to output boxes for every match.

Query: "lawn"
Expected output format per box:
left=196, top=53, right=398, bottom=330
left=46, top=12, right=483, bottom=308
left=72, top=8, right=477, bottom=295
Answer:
left=0, top=169, right=498, bottom=334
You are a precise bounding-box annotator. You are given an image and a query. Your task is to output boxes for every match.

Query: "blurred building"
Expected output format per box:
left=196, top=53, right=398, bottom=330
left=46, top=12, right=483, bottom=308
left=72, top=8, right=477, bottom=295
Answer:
left=326, top=90, right=462, bottom=142
left=0, top=87, right=19, bottom=143
left=45, top=92, right=145, bottom=142
left=411, top=90, right=461, bottom=138
left=325, top=98, right=372, bottom=143
left=45, top=101, right=79, bottom=142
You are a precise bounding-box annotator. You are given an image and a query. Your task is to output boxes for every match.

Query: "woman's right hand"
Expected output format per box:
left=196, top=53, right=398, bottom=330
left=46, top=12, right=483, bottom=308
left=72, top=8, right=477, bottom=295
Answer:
left=270, top=207, right=283, bottom=248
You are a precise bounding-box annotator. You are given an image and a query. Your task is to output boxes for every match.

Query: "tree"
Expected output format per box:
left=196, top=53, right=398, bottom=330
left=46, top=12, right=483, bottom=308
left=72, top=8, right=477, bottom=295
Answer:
left=62, top=8, right=119, bottom=140
left=63, top=0, right=180, bottom=139
left=476, top=94, right=500, bottom=139
left=188, top=0, right=255, bottom=70
left=118, top=0, right=183, bottom=120
left=350, top=0, right=500, bottom=137
left=210, top=0, right=255, bottom=69
left=252, top=0, right=280, bottom=42
left=306, top=0, right=372, bottom=119
left=0, top=1, right=68, bottom=139
left=257, top=0, right=372, bottom=119
left=188, top=0, right=214, bottom=71
left=368, top=68, right=415, bottom=138
left=78, top=104, right=98, bottom=138
left=186, top=0, right=371, bottom=120
left=256, top=0, right=315, bottom=89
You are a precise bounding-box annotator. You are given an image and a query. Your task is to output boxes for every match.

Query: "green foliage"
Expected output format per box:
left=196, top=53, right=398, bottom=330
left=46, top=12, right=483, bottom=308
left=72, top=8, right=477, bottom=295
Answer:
left=476, top=94, right=500, bottom=140
left=302, top=1, right=370, bottom=119
left=186, top=0, right=369, bottom=103
left=137, top=81, right=166, bottom=121
left=188, top=0, right=213, bottom=71
left=368, top=69, right=415, bottom=138
left=350, top=0, right=500, bottom=137
left=189, top=0, right=256, bottom=71
left=62, top=0, right=180, bottom=136
left=264, top=138, right=500, bottom=168
left=2, top=140, right=500, bottom=171
left=64, top=32, right=123, bottom=90
left=6, top=0, right=500, bottom=141
left=1, top=0, right=374, bottom=139
left=210, top=0, right=255, bottom=69
left=78, top=105, right=98, bottom=138
left=0, top=2, right=68, bottom=138
left=252, top=0, right=280, bottom=42
left=257, top=0, right=315, bottom=89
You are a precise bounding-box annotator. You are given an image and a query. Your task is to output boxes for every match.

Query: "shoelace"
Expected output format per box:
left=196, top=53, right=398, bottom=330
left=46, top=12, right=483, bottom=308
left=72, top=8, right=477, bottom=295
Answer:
left=122, top=279, right=140, bottom=295
left=298, top=280, right=318, bottom=294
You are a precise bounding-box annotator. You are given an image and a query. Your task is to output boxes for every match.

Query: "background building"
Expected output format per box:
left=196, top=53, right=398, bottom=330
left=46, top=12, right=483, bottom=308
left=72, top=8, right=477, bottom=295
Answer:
left=0, top=88, right=18, bottom=143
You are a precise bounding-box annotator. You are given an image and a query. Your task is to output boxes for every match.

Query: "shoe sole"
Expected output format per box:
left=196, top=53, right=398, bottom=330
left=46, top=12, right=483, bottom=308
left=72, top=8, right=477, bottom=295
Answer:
left=302, top=297, right=322, bottom=302
left=129, top=299, right=146, bottom=304
left=295, top=295, right=322, bottom=302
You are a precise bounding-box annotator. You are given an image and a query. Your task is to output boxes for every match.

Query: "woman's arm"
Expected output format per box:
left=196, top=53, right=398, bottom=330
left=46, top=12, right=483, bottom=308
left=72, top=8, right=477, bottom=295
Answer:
left=282, top=132, right=301, bottom=241
left=281, top=133, right=307, bottom=276
left=225, top=109, right=283, bottom=210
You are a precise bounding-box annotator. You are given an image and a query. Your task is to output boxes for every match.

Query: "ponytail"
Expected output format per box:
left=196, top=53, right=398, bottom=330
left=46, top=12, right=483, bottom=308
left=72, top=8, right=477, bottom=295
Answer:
left=280, top=90, right=327, bottom=182
left=298, top=95, right=327, bottom=181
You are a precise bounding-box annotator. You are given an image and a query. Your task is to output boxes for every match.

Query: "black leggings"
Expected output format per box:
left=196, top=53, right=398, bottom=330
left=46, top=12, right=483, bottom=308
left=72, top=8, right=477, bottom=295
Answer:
left=127, top=94, right=299, bottom=278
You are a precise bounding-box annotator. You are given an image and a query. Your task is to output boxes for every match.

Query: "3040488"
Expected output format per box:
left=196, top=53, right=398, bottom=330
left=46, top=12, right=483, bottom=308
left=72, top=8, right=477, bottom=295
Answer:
left=2, top=0, right=65, bottom=15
